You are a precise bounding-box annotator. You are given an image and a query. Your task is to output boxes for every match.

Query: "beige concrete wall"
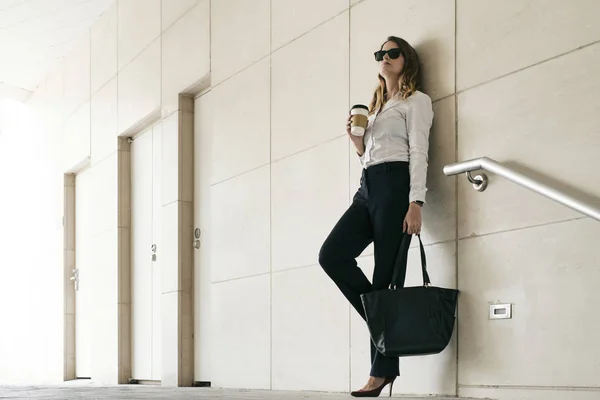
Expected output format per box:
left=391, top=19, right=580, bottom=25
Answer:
left=0, top=98, right=64, bottom=384
left=200, top=0, right=600, bottom=397
left=16, top=0, right=209, bottom=386
left=204, top=0, right=457, bottom=395
left=456, top=1, right=600, bottom=399
left=1, top=0, right=599, bottom=398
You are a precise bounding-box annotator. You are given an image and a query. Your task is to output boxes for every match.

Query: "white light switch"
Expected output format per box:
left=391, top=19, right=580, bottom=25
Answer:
left=489, top=303, right=512, bottom=320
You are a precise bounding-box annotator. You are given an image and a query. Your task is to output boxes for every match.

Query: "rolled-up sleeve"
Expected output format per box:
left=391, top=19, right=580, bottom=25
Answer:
left=406, top=93, right=434, bottom=204
left=358, top=151, right=366, bottom=166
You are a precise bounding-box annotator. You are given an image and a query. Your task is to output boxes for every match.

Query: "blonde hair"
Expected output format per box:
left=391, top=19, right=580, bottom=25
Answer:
left=368, top=36, right=422, bottom=116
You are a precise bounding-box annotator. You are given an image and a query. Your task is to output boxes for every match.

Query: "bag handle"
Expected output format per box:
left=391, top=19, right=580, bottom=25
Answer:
left=390, top=234, right=431, bottom=289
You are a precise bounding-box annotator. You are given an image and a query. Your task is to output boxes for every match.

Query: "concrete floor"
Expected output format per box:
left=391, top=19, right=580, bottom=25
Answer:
left=0, top=384, right=473, bottom=399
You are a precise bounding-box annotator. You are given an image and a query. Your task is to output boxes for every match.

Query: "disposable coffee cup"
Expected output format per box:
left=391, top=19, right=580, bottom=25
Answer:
left=350, top=104, right=369, bottom=136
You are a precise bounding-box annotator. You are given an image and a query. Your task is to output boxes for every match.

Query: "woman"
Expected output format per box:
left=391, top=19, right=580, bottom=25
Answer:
left=319, top=36, right=433, bottom=397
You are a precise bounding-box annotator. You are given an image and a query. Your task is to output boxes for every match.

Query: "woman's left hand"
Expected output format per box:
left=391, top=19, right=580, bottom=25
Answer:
left=403, top=203, right=422, bottom=235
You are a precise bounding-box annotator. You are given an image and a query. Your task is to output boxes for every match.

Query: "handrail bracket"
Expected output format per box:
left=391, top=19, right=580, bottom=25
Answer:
left=466, top=171, right=488, bottom=192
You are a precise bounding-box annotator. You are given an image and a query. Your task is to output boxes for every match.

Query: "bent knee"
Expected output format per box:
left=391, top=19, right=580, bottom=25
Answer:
left=319, top=242, right=348, bottom=276
left=318, top=242, right=336, bottom=271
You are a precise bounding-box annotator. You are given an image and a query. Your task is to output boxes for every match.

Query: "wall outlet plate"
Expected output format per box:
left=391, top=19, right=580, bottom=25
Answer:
left=489, top=303, right=512, bottom=320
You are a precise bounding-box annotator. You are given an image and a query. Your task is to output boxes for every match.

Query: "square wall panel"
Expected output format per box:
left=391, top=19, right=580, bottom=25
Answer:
left=75, top=167, right=94, bottom=240
left=428, top=97, right=456, bottom=184
left=271, top=0, right=348, bottom=50
left=271, top=12, right=349, bottom=161
left=210, top=58, right=270, bottom=184
left=272, top=265, right=349, bottom=392
left=118, top=0, right=161, bottom=70
left=160, top=290, right=178, bottom=384
left=457, top=44, right=600, bottom=238
left=272, top=137, right=349, bottom=272
left=33, top=67, right=64, bottom=130
left=159, top=201, right=179, bottom=294
left=210, top=275, right=270, bottom=389
left=210, top=166, right=270, bottom=282
left=91, top=1, right=117, bottom=95
left=350, top=0, right=455, bottom=104
left=63, top=102, right=91, bottom=172
left=90, top=228, right=119, bottom=307
left=162, top=0, right=202, bottom=31
left=420, top=96, right=456, bottom=246
left=457, top=0, right=600, bottom=90
left=161, top=0, right=210, bottom=115
left=118, top=39, right=161, bottom=134
left=63, top=33, right=91, bottom=118
left=420, top=175, right=455, bottom=245
left=90, top=154, right=118, bottom=237
left=91, top=77, right=118, bottom=164
left=160, top=115, right=178, bottom=207
left=91, top=300, right=119, bottom=383
left=210, top=0, right=270, bottom=85
left=458, top=218, right=600, bottom=387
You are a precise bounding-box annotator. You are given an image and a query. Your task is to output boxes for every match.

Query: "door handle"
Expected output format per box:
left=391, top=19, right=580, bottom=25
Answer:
left=70, top=268, right=79, bottom=291
left=193, top=228, right=201, bottom=249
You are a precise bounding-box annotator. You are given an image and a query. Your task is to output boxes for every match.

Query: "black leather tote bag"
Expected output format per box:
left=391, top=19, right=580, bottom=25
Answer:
left=360, top=234, right=458, bottom=357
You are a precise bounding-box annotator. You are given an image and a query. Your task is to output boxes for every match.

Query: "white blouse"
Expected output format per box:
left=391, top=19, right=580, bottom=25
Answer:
left=359, top=90, right=434, bottom=204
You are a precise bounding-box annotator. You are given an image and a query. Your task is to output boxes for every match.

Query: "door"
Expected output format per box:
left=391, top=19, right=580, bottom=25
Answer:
left=151, top=124, right=162, bottom=379
left=131, top=124, right=162, bottom=380
left=75, top=169, right=93, bottom=378
left=193, top=95, right=212, bottom=380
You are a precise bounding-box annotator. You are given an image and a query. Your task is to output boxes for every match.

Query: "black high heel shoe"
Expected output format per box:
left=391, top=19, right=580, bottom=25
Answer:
left=350, top=376, right=396, bottom=397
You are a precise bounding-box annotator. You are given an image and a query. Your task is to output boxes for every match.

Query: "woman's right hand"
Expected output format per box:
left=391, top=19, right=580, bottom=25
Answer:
left=346, top=114, right=365, bottom=155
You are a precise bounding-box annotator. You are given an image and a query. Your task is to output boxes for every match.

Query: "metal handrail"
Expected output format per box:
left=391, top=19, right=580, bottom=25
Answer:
left=443, top=157, right=600, bottom=222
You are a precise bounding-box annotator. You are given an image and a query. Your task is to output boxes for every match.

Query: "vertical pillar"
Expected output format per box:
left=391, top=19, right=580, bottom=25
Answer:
left=117, top=138, right=132, bottom=383
left=160, top=95, right=195, bottom=386
left=63, top=174, right=76, bottom=381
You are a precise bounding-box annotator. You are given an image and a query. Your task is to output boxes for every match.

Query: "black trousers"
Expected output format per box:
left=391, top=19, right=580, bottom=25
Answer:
left=319, top=161, right=412, bottom=377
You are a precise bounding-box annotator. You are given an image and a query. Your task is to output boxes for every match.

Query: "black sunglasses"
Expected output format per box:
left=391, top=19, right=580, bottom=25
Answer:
left=374, top=48, right=402, bottom=62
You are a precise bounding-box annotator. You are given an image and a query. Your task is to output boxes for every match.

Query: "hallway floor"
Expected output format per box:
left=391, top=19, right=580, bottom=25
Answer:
left=0, top=384, right=475, bottom=399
